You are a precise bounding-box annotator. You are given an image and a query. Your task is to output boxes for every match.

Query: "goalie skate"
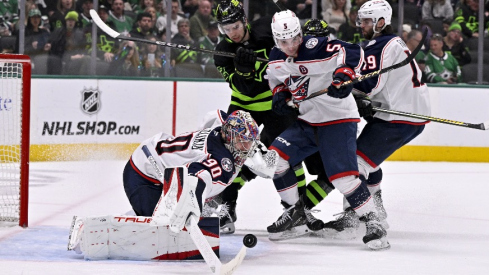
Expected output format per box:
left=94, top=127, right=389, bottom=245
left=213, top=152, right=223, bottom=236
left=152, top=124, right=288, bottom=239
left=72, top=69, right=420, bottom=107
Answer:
left=67, top=215, right=84, bottom=254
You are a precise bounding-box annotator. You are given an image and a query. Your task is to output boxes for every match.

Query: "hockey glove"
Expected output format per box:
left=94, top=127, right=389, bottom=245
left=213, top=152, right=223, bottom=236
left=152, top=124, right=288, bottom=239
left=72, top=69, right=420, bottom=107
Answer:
left=327, top=65, right=355, bottom=99
left=354, top=93, right=373, bottom=118
left=234, top=47, right=257, bottom=79
left=272, top=90, right=297, bottom=116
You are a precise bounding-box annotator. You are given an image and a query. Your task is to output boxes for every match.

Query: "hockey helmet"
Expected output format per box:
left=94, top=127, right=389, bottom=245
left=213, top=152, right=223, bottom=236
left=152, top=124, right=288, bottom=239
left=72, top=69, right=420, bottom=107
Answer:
left=304, top=18, right=331, bottom=37
left=271, top=10, right=302, bottom=50
left=356, top=0, right=392, bottom=29
left=216, top=0, right=247, bottom=34
left=222, top=110, right=260, bottom=167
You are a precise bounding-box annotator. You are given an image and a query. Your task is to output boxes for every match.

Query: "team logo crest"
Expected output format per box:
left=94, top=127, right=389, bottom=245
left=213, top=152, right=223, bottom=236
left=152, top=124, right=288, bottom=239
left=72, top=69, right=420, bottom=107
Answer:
left=81, top=87, right=101, bottom=115
left=285, top=75, right=310, bottom=101
left=299, top=65, right=308, bottom=74
left=221, top=158, right=233, bottom=172
left=305, top=37, right=318, bottom=49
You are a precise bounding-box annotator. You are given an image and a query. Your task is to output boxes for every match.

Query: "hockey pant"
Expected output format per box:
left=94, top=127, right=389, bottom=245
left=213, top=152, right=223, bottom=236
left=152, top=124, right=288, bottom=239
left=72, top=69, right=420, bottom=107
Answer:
left=356, top=118, right=425, bottom=194
left=269, top=120, right=376, bottom=216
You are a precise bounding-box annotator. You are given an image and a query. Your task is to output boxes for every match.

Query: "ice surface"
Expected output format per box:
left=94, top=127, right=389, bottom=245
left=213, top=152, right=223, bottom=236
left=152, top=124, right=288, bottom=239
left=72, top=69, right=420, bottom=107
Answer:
left=1, top=160, right=488, bottom=274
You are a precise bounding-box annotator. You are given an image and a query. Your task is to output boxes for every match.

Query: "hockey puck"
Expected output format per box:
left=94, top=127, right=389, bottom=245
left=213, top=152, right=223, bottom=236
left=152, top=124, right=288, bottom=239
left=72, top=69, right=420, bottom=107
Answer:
left=243, top=234, right=257, bottom=248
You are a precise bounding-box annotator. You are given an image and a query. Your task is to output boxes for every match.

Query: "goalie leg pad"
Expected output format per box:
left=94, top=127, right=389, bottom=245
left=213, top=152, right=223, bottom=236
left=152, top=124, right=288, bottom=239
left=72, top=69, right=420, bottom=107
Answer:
left=69, top=215, right=219, bottom=261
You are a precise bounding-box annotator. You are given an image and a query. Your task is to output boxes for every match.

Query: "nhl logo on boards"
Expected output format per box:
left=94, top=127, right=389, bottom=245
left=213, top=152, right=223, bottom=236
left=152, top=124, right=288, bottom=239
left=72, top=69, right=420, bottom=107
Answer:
left=305, top=38, right=318, bottom=49
left=81, top=87, right=101, bottom=115
left=221, top=158, right=233, bottom=172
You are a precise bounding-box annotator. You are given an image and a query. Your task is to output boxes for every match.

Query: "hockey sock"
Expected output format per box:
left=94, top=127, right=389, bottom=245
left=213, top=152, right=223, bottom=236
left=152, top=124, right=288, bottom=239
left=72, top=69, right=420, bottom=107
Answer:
left=294, top=164, right=307, bottom=196
left=303, top=178, right=334, bottom=209
left=366, top=168, right=383, bottom=195
left=273, top=168, right=300, bottom=206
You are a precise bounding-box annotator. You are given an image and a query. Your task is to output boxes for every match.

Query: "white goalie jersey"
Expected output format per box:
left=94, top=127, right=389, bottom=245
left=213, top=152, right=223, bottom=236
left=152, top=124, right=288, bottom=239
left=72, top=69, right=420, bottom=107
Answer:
left=130, top=110, right=238, bottom=198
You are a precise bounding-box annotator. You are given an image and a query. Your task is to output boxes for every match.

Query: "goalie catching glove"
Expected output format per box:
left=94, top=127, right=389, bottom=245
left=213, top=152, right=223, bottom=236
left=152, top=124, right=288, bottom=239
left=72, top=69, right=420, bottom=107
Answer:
left=327, top=65, right=355, bottom=99
left=234, top=47, right=257, bottom=79
left=244, top=141, right=279, bottom=179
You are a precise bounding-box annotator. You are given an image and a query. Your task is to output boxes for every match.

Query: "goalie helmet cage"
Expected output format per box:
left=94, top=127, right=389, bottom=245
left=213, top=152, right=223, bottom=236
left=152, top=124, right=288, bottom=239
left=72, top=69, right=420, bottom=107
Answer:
left=0, top=54, right=31, bottom=228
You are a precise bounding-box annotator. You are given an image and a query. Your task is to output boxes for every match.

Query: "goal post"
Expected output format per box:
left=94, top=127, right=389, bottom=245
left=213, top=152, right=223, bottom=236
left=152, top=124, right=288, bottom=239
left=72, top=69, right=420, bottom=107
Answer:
left=0, top=54, right=31, bottom=227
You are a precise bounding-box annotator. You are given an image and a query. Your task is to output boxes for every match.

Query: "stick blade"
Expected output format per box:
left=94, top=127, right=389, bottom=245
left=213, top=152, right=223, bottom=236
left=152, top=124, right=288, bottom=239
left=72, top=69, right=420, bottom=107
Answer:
left=483, top=120, right=489, bottom=130
left=90, top=9, right=120, bottom=38
left=220, top=246, right=247, bottom=275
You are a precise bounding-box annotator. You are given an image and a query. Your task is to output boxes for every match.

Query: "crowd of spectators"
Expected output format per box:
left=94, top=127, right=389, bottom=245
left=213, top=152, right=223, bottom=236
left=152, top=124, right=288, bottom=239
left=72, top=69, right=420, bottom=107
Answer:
left=1, top=0, right=489, bottom=83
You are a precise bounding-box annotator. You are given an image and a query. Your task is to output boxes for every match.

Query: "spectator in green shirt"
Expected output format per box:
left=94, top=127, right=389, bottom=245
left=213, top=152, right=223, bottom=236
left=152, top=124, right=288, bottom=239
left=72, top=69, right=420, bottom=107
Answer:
left=424, top=33, right=462, bottom=84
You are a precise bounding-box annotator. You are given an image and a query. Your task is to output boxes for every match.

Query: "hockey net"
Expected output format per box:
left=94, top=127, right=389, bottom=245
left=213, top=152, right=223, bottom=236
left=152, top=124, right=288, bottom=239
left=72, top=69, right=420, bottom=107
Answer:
left=0, top=54, right=31, bottom=227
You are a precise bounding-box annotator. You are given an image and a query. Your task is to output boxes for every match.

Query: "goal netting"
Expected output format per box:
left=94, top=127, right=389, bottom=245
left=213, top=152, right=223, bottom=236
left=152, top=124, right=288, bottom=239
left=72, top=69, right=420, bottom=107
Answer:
left=0, top=54, right=31, bottom=227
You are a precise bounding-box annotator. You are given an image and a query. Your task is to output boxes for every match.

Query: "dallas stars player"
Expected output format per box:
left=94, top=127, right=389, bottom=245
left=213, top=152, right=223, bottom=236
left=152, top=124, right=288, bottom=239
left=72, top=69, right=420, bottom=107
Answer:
left=213, top=0, right=308, bottom=234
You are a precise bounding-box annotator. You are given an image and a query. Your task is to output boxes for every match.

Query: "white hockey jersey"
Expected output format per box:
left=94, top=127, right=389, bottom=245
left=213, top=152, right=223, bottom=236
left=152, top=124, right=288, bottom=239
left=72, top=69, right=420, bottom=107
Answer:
left=353, top=34, right=431, bottom=124
left=130, top=110, right=237, bottom=198
left=267, top=36, right=364, bottom=125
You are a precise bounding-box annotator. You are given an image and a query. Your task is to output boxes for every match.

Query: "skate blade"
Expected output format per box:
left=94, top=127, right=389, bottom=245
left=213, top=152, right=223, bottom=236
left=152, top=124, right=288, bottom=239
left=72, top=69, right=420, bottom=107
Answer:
left=319, top=227, right=359, bottom=240
left=268, top=225, right=311, bottom=241
left=366, top=237, right=391, bottom=251
left=220, top=223, right=235, bottom=234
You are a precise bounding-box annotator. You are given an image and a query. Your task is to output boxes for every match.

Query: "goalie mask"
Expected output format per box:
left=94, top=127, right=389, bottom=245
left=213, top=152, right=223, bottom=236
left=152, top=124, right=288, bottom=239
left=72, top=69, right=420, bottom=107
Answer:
left=304, top=18, right=331, bottom=37
left=222, top=110, right=260, bottom=167
left=271, top=10, right=302, bottom=51
left=356, top=0, right=392, bottom=33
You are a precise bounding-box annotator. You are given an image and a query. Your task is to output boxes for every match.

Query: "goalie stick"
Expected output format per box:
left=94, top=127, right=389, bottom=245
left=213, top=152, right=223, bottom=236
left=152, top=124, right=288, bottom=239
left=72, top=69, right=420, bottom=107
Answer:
left=140, top=145, right=248, bottom=275
left=89, top=9, right=268, bottom=63
left=372, top=106, right=489, bottom=130
left=295, top=28, right=428, bottom=102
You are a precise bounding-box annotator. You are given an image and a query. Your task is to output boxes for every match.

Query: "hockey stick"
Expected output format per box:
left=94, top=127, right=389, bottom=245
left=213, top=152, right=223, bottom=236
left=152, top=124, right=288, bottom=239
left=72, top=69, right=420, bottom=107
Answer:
left=372, top=106, right=489, bottom=130
left=298, top=28, right=428, bottom=102
left=272, top=0, right=287, bottom=11
left=141, top=145, right=247, bottom=274
left=89, top=9, right=268, bottom=62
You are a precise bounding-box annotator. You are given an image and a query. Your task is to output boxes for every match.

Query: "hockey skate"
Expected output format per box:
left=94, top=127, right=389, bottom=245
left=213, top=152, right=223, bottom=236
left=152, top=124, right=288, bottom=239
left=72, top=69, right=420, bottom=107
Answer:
left=267, top=200, right=310, bottom=241
left=304, top=207, right=324, bottom=231
left=373, top=190, right=389, bottom=229
left=360, top=212, right=391, bottom=250
left=201, top=196, right=222, bottom=218
left=322, top=207, right=360, bottom=239
left=219, top=201, right=237, bottom=234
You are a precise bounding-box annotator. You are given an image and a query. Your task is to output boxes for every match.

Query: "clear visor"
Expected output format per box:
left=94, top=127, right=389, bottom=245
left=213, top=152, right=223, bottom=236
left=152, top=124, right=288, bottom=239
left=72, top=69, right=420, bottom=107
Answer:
left=276, top=35, right=302, bottom=49
left=356, top=17, right=374, bottom=28
left=218, top=21, right=244, bottom=35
